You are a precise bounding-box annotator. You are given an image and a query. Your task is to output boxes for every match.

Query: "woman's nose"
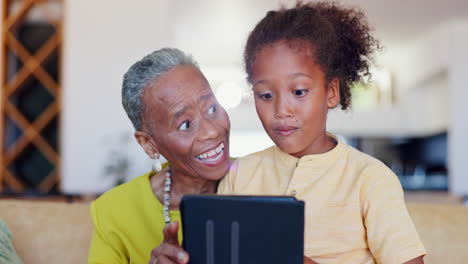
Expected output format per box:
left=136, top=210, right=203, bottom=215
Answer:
left=199, top=118, right=220, bottom=140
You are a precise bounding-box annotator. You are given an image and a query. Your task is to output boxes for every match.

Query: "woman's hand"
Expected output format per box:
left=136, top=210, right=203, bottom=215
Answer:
left=304, top=256, right=318, bottom=264
left=148, top=221, right=189, bottom=264
left=149, top=222, right=315, bottom=264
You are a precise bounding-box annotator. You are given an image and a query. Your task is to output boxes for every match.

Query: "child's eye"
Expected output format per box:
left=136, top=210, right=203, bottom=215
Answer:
left=259, top=92, right=273, bottom=100
left=178, top=120, right=191, bottom=131
left=208, top=105, right=216, bottom=114
left=293, top=89, right=308, bottom=97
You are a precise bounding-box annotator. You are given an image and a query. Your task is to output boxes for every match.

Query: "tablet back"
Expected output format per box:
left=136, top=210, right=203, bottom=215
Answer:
left=181, top=195, right=304, bottom=264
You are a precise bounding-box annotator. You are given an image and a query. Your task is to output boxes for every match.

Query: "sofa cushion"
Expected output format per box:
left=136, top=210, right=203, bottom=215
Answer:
left=0, top=199, right=92, bottom=264
left=407, top=203, right=468, bottom=264
left=0, top=220, right=23, bottom=264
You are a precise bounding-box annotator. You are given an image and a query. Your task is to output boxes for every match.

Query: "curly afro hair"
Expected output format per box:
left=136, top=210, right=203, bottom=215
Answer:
left=244, top=1, right=380, bottom=110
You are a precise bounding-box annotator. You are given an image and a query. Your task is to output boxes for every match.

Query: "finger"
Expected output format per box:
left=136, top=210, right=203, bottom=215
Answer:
left=154, top=255, right=177, bottom=264
left=163, top=221, right=180, bottom=245
left=304, top=256, right=317, bottom=264
left=154, top=242, right=189, bottom=264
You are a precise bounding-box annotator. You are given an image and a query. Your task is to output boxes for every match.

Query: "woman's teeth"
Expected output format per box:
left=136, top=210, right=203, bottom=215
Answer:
left=196, top=143, right=224, bottom=161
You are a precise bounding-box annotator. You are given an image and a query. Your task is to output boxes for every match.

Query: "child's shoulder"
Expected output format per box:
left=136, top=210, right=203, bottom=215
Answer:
left=220, top=146, right=278, bottom=194
left=233, top=145, right=277, bottom=165
left=227, top=145, right=278, bottom=180
left=342, top=142, right=396, bottom=179
left=338, top=143, right=403, bottom=198
left=344, top=143, right=384, bottom=165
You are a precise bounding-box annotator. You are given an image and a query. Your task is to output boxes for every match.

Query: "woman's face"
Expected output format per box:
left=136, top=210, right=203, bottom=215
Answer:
left=140, top=65, right=231, bottom=181
left=250, top=41, right=339, bottom=157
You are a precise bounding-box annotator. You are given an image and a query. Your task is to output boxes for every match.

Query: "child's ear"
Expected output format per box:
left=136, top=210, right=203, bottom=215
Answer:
left=327, top=78, right=340, bottom=108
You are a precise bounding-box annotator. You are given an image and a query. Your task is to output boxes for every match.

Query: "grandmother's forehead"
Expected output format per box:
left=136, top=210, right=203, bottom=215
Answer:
left=152, top=82, right=211, bottom=99
left=151, top=82, right=212, bottom=99
left=145, top=90, right=214, bottom=122
left=153, top=68, right=207, bottom=88
left=144, top=80, right=212, bottom=108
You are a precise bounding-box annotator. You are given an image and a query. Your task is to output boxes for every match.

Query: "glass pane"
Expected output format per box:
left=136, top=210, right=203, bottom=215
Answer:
left=41, top=116, right=58, bottom=152
left=3, top=116, right=23, bottom=152
left=8, top=144, right=55, bottom=188
left=9, top=75, right=54, bottom=122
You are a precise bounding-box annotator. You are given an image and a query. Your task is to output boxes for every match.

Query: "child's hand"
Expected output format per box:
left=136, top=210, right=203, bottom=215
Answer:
left=148, top=221, right=189, bottom=264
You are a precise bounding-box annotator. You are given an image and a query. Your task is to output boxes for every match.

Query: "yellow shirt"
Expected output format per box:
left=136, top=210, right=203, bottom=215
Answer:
left=218, top=135, right=426, bottom=264
left=88, top=173, right=182, bottom=264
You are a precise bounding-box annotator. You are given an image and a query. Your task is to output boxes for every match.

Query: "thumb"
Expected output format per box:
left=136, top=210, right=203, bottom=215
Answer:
left=163, top=221, right=180, bottom=245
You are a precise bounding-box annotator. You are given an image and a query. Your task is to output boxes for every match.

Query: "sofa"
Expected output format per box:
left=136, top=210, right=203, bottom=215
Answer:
left=0, top=199, right=92, bottom=264
left=0, top=199, right=467, bottom=264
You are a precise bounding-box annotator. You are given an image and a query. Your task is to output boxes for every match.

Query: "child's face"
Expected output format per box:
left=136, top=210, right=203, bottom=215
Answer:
left=251, top=41, right=339, bottom=157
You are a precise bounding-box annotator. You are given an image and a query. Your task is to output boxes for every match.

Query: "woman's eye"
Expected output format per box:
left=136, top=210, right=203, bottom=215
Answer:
left=178, top=121, right=191, bottom=131
left=293, top=89, right=308, bottom=97
left=208, top=105, right=216, bottom=114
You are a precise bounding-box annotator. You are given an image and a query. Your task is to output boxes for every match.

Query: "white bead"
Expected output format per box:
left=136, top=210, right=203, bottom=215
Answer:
left=163, top=168, right=172, bottom=223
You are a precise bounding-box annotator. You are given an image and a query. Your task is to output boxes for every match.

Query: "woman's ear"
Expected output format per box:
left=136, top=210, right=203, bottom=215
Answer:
left=327, top=78, right=340, bottom=108
left=135, top=130, right=158, bottom=159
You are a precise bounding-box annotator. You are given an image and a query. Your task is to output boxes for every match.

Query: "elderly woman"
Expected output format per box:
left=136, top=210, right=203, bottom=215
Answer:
left=88, top=48, right=231, bottom=264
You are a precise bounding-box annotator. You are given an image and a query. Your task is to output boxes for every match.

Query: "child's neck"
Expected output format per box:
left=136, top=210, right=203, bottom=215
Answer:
left=290, top=132, right=337, bottom=158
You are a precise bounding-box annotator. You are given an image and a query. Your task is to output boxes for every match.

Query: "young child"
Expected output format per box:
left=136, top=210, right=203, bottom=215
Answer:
left=218, top=2, right=426, bottom=264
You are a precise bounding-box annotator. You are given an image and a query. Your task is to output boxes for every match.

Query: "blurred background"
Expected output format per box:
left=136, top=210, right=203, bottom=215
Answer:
left=0, top=0, right=467, bottom=205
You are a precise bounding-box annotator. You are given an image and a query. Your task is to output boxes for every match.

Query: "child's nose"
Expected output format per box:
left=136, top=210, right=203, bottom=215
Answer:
left=274, top=95, right=292, bottom=118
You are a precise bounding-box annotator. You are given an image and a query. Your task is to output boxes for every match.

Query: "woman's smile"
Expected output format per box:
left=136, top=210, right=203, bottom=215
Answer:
left=195, top=142, right=227, bottom=166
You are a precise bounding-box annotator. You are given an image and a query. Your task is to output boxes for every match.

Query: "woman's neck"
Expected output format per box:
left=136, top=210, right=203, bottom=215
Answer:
left=151, top=167, right=218, bottom=210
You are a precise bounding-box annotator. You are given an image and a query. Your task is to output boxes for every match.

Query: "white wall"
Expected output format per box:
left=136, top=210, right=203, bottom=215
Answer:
left=170, top=0, right=291, bottom=67
left=448, top=21, right=468, bottom=195
left=400, top=71, right=449, bottom=136
left=62, top=0, right=173, bottom=194
left=327, top=69, right=449, bottom=138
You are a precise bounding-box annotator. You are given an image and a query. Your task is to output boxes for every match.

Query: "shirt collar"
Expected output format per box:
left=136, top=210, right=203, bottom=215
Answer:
left=273, top=132, right=345, bottom=169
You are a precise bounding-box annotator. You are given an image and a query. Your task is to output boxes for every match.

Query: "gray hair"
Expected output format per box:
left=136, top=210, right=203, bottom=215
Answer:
left=122, top=48, right=199, bottom=130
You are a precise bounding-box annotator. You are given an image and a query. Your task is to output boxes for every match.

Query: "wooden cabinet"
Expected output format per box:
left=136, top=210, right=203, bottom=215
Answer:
left=0, top=0, right=63, bottom=194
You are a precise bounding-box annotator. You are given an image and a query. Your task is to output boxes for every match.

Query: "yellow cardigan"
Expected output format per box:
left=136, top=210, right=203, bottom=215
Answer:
left=88, top=172, right=182, bottom=264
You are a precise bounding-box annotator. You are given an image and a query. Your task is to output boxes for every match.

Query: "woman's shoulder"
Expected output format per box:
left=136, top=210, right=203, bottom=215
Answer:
left=92, top=172, right=154, bottom=215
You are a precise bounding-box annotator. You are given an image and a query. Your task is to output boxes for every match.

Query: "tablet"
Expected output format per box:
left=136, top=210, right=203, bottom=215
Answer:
left=180, top=195, right=304, bottom=264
